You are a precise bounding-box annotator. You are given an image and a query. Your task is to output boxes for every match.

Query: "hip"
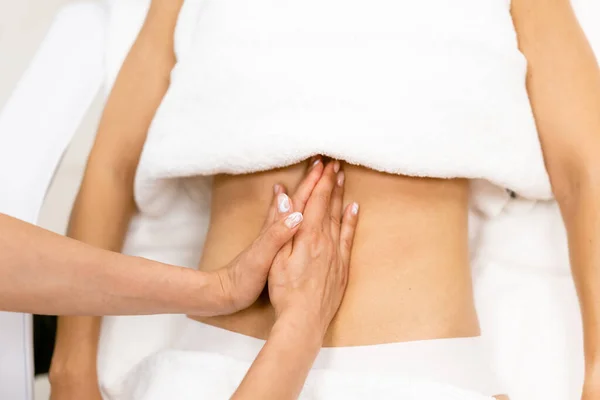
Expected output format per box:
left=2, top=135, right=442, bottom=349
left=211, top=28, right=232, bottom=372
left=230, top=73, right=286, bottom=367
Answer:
left=164, top=319, right=503, bottom=398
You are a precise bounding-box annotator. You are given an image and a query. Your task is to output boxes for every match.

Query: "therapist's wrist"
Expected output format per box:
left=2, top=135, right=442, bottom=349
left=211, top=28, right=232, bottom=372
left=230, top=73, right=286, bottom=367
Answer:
left=273, top=310, right=326, bottom=348
left=163, top=266, right=230, bottom=316
left=125, top=258, right=232, bottom=316
left=197, top=268, right=234, bottom=315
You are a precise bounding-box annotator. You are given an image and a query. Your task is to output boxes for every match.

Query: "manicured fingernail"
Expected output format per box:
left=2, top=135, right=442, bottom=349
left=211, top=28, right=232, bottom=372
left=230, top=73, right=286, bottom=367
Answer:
left=311, top=158, right=321, bottom=168
left=337, top=171, right=345, bottom=187
left=333, top=161, right=341, bottom=173
left=285, top=212, right=303, bottom=228
left=273, top=184, right=281, bottom=194
left=351, top=202, right=359, bottom=215
left=277, top=193, right=291, bottom=213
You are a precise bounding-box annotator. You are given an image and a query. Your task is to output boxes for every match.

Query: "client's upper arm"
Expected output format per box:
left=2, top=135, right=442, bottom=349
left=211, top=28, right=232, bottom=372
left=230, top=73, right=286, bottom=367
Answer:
left=511, top=0, right=600, bottom=197
left=85, top=0, right=184, bottom=187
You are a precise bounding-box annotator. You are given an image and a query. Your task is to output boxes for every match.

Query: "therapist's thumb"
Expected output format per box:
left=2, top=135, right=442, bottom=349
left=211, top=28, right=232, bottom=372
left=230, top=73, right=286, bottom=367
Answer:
left=252, top=191, right=303, bottom=262
left=255, top=210, right=303, bottom=259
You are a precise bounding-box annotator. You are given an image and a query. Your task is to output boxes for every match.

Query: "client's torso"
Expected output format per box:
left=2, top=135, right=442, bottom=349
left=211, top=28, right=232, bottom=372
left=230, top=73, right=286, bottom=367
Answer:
left=190, top=161, right=476, bottom=347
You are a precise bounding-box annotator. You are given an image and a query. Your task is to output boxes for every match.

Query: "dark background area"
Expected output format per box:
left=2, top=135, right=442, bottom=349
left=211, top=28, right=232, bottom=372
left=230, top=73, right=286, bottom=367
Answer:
left=34, top=315, right=57, bottom=376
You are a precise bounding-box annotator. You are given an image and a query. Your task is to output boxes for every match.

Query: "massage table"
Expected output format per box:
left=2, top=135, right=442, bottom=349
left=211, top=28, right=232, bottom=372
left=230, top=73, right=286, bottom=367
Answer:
left=0, top=1, right=598, bottom=399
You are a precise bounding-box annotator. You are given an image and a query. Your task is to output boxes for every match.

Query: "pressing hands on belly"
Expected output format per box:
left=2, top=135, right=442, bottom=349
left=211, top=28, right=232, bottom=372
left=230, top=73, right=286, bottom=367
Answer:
left=231, top=158, right=359, bottom=400
left=206, top=158, right=359, bottom=333
left=48, top=158, right=359, bottom=400
left=191, top=157, right=360, bottom=400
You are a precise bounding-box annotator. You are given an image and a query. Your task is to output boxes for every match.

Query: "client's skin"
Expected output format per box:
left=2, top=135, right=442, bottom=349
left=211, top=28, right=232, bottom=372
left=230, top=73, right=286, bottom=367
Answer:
left=50, top=0, right=600, bottom=399
left=195, top=164, right=474, bottom=346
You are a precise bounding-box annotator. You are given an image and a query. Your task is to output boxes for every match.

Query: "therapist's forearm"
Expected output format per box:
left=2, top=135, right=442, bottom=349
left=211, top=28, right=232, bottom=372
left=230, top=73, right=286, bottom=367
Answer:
left=232, top=313, right=323, bottom=400
left=0, top=212, right=223, bottom=315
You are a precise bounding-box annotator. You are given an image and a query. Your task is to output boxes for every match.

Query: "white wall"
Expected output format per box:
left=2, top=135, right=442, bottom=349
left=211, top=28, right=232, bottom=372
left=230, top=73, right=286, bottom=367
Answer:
left=0, top=2, right=102, bottom=398
left=1, top=0, right=74, bottom=108
left=0, top=0, right=102, bottom=235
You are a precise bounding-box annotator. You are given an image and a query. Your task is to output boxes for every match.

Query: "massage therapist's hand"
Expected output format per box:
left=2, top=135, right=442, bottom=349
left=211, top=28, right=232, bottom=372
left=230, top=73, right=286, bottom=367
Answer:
left=208, top=158, right=326, bottom=315
left=268, top=160, right=359, bottom=337
left=232, top=161, right=358, bottom=400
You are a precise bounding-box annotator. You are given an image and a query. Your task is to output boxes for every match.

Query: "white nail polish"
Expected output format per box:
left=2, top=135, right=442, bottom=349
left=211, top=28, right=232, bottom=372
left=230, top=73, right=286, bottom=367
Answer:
left=351, top=202, right=359, bottom=215
left=311, top=158, right=321, bottom=168
left=285, top=212, right=303, bottom=228
left=277, top=193, right=291, bottom=213
left=337, top=171, right=345, bottom=187
left=333, top=161, right=341, bottom=173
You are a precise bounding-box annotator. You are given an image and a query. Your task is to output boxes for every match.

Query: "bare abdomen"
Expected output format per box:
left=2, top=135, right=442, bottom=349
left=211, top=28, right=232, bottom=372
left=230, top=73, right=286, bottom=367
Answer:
left=190, top=161, right=478, bottom=346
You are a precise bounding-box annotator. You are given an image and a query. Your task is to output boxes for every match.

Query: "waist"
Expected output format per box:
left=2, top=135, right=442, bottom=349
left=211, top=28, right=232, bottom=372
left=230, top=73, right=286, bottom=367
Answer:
left=194, top=163, right=479, bottom=345
left=174, top=319, right=502, bottom=396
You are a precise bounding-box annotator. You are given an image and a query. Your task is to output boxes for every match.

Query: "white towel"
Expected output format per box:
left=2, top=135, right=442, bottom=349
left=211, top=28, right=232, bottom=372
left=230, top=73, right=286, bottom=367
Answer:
left=136, top=0, right=551, bottom=220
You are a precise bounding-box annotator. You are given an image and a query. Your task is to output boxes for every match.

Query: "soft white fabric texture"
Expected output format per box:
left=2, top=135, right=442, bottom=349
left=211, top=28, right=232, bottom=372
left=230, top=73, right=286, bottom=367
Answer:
left=474, top=199, right=584, bottom=400
left=135, top=0, right=552, bottom=217
left=92, top=0, right=600, bottom=399
left=0, top=3, right=106, bottom=399
left=118, top=352, right=496, bottom=400
left=114, top=319, right=499, bottom=399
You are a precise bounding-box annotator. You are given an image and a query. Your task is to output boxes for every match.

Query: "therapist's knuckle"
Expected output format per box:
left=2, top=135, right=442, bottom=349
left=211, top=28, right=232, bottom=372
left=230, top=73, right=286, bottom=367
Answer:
left=329, top=214, right=341, bottom=227
left=305, top=227, right=323, bottom=245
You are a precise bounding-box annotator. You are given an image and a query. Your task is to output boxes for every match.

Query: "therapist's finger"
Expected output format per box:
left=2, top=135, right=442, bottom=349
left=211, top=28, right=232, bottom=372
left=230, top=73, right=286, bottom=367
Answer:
left=261, top=184, right=291, bottom=233
left=252, top=210, right=304, bottom=265
left=303, top=160, right=339, bottom=224
left=240, top=188, right=302, bottom=279
left=290, top=157, right=324, bottom=213
left=330, top=169, right=345, bottom=239
left=339, top=202, right=359, bottom=264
